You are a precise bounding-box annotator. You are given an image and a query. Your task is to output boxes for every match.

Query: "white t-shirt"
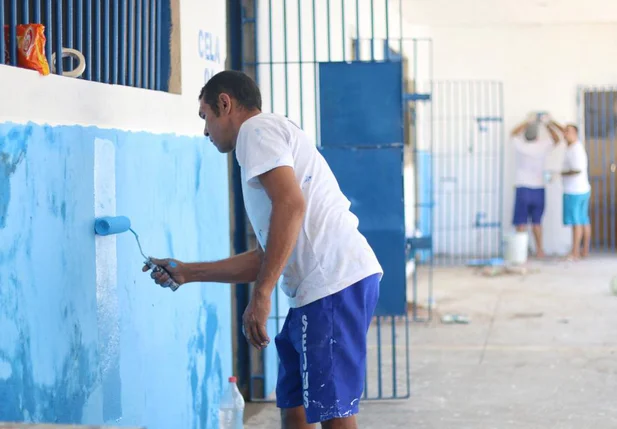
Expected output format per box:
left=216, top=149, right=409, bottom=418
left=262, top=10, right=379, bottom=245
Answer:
left=562, top=141, right=591, bottom=194
left=235, top=113, right=383, bottom=308
left=513, top=136, right=554, bottom=188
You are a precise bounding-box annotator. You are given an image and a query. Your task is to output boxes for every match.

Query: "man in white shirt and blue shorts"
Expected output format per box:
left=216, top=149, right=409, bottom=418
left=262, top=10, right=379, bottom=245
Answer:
left=510, top=115, right=560, bottom=258
left=145, top=70, right=383, bottom=429
left=554, top=122, right=592, bottom=260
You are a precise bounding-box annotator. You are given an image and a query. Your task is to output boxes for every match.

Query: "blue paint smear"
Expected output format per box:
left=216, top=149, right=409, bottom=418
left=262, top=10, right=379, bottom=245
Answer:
left=103, top=359, right=122, bottom=422
left=195, top=150, right=203, bottom=191
left=0, top=125, right=32, bottom=228
left=0, top=275, right=97, bottom=423
left=188, top=305, right=223, bottom=429
left=165, top=229, right=174, bottom=256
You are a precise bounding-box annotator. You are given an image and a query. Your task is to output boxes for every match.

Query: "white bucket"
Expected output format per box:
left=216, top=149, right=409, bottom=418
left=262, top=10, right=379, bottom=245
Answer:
left=504, top=232, right=529, bottom=265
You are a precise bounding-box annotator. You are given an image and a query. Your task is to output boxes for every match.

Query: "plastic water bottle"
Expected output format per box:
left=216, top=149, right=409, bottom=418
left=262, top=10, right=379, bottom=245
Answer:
left=219, top=376, right=244, bottom=429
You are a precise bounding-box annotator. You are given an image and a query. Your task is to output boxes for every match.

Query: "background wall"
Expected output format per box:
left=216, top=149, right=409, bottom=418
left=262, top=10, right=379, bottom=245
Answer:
left=401, top=0, right=617, bottom=255
left=0, top=1, right=231, bottom=428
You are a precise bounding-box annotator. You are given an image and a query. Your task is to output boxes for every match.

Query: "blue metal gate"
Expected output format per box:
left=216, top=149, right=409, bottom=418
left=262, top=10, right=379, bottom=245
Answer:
left=318, top=61, right=406, bottom=316
left=406, top=80, right=504, bottom=322
left=578, top=86, right=617, bottom=251
left=428, top=81, right=505, bottom=265
left=318, top=61, right=410, bottom=399
left=236, top=0, right=414, bottom=402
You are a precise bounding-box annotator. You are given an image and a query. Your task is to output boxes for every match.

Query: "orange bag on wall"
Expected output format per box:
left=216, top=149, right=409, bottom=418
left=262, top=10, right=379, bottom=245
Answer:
left=3, top=24, right=50, bottom=75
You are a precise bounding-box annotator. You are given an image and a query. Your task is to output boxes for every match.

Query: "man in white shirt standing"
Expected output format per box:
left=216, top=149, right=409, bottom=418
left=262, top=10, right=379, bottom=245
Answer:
left=145, top=70, right=383, bottom=429
left=554, top=123, right=592, bottom=260
left=510, top=114, right=560, bottom=258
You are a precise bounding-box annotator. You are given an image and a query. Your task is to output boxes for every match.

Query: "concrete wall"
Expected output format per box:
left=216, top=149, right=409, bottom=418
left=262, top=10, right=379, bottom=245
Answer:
left=0, top=1, right=231, bottom=428
left=402, top=0, right=617, bottom=255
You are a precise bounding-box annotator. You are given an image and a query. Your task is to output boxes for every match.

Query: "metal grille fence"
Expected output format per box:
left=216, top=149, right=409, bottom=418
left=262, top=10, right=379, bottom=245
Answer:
left=239, top=0, right=414, bottom=403
left=579, top=86, right=617, bottom=251
left=429, top=81, right=505, bottom=265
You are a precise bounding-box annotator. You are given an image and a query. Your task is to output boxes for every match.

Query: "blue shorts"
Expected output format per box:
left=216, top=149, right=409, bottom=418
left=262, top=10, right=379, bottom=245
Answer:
left=513, top=187, right=545, bottom=225
left=275, top=274, right=380, bottom=424
left=563, top=192, right=590, bottom=225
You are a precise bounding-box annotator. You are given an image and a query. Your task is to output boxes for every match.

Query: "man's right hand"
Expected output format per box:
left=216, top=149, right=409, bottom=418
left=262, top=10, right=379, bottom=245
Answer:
left=143, top=258, right=188, bottom=286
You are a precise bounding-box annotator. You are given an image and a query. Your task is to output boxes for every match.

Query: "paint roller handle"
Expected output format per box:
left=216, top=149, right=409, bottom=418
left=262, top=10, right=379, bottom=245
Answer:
left=145, top=259, right=181, bottom=292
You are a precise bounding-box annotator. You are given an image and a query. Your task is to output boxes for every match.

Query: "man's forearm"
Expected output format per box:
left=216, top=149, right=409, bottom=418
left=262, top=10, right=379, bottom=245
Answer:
left=184, top=248, right=263, bottom=284
left=549, top=120, right=565, bottom=133
left=511, top=121, right=528, bottom=137
left=562, top=170, right=581, bottom=176
left=547, top=126, right=560, bottom=144
left=253, top=199, right=305, bottom=297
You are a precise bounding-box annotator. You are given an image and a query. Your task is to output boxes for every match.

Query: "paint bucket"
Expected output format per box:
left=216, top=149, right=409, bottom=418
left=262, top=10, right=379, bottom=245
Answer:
left=504, top=232, right=528, bottom=265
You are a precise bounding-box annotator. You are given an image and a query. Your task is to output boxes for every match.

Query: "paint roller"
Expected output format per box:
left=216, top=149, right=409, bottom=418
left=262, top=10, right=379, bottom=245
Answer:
left=94, top=216, right=180, bottom=291
left=94, top=216, right=132, bottom=236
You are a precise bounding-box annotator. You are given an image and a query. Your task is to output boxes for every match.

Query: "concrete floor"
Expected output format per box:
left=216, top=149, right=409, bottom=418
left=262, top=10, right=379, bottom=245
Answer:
left=245, top=255, right=617, bottom=428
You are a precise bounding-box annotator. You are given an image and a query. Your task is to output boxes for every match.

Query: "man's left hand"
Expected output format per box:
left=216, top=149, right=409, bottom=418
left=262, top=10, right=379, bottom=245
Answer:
left=242, top=289, right=271, bottom=350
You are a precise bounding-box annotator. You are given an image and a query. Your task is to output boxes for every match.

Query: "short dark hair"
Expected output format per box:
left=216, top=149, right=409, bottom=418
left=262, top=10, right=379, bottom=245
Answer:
left=198, top=70, right=262, bottom=116
left=566, top=123, right=579, bottom=133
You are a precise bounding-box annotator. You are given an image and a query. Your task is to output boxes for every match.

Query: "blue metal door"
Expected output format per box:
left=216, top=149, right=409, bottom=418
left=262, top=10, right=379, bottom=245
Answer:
left=579, top=86, right=617, bottom=251
left=318, top=61, right=410, bottom=400
left=317, top=61, right=406, bottom=317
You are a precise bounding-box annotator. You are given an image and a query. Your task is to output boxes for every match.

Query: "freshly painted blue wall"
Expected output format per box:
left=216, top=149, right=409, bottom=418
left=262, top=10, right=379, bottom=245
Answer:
left=0, top=122, right=232, bottom=429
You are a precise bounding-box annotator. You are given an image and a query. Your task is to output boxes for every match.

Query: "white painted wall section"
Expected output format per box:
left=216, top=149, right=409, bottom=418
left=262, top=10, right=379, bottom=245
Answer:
left=93, top=138, right=121, bottom=423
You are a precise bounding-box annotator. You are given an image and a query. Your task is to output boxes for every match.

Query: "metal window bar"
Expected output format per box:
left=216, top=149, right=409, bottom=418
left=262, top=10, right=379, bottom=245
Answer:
left=10, top=0, right=17, bottom=65
left=54, top=0, right=62, bottom=74
left=65, top=0, right=72, bottom=72
left=0, top=0, right=169, bottom=91
left=0, top=3, right=5, bottom=65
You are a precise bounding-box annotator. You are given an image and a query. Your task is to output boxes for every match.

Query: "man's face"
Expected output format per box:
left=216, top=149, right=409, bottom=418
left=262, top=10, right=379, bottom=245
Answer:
left=199, top=97, right=235, bottom=153
left=564, top=125, right=578, bottom=143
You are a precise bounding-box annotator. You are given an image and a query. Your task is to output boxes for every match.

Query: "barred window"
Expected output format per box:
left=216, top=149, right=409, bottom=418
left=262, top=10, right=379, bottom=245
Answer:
left=1, top=0, right=171, bottom=91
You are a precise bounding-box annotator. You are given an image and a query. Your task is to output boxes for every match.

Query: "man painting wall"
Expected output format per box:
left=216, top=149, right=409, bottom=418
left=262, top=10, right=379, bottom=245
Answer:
left=144, top=71, right=382, bottom=429
left=510, top=114, right=560, bottom=258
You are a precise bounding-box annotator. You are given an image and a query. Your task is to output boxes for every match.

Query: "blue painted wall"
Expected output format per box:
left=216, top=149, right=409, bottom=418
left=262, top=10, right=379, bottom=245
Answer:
left=0, top=122, right=232, bottom=429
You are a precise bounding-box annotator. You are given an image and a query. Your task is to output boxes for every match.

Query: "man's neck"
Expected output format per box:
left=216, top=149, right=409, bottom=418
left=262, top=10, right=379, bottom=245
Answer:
left=237, top=108, right=261, bottom=124
left=231, top=108, right=262, bottom=144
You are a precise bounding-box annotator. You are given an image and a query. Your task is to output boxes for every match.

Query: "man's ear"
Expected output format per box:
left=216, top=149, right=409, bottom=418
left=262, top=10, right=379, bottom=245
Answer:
left=219, top=93, right=232, bottom=115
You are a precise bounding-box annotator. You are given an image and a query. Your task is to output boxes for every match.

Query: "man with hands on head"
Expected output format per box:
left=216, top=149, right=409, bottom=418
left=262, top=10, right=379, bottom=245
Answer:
left=144, top=70, right=383, bottom=429
left=510, top=112, right=560, bottom=258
